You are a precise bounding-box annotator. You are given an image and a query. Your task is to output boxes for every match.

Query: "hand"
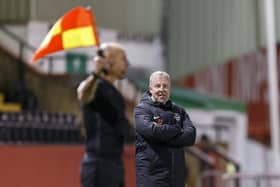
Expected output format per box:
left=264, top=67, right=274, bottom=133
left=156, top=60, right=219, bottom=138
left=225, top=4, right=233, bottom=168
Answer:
left=93, top=56, right=109, bottom=75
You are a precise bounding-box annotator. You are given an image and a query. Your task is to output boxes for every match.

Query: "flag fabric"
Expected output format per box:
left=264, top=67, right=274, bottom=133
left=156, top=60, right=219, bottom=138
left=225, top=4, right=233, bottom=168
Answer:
left=31, top=6, right=99, bottom=63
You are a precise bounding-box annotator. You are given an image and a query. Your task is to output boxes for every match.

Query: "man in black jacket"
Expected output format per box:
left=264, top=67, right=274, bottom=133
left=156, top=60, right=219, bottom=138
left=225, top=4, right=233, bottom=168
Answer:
left=77, top=42, right=134, bottom=187
left=134, top=71, right=196, bottom=187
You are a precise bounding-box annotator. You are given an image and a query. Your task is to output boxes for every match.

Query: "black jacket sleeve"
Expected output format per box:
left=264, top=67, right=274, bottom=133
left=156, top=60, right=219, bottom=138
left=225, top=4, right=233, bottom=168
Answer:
left=134, top=104, right=182, bottom=142
left=115, top=110, right=135, bottom=142
left=93, top=81, right=135, bottom=140
left=167, top=110, right=196, bottom=147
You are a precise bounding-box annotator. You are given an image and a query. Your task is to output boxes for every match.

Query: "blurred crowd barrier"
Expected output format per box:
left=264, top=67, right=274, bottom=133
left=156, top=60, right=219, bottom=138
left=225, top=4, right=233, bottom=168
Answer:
left=0, top=111, right=83, bottom=144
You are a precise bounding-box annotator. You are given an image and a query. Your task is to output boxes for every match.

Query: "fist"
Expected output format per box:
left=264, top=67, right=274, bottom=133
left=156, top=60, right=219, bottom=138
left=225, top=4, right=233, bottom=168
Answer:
left=93, top=56, right=109, bottom=74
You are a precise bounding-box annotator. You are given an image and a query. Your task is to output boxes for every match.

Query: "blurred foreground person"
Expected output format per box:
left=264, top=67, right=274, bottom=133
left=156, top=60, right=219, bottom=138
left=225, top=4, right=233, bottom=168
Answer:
left=134, top=71, right=196, bottom=187
left=77, top=42, right=134, bottom=187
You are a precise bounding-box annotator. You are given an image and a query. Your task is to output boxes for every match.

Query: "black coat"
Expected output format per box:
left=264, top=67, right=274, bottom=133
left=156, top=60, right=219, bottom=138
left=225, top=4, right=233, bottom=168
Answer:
left=135, top=91, right=196, bottom=187
left=80, top=78, right=134, bottom=186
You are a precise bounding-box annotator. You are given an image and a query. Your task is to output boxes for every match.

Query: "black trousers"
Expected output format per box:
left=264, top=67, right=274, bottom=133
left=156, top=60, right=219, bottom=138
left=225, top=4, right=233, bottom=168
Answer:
left=80, top=154, right=125, bottom=187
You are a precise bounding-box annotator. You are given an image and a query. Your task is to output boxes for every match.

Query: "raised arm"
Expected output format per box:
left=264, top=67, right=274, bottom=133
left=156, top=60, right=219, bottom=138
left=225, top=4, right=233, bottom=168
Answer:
left=77, top=56, right=108, bottom=104
left=77, top=75, right=98, bottom=104
left=134, top=104, right=182, bottom=143
left=167, top=110, right=196, bottom=147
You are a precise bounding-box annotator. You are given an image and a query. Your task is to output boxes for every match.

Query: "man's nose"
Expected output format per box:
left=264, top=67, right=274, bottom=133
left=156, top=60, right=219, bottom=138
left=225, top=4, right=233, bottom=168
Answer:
left=158, top=86, right=164, bottom=91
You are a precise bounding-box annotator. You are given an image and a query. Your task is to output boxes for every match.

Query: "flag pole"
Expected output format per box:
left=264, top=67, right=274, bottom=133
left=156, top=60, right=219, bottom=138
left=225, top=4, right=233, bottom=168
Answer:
left=264, top=0, right=280, bottom=171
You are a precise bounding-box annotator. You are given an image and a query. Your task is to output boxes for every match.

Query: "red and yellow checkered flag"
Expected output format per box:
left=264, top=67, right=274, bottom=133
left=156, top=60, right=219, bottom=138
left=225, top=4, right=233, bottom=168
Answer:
left=31, top=6, right=99, bottom=63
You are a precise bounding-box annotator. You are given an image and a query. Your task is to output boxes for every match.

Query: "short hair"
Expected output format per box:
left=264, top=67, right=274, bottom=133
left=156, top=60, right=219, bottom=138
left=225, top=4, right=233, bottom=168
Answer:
left=149, top=71, right=170, bottom=86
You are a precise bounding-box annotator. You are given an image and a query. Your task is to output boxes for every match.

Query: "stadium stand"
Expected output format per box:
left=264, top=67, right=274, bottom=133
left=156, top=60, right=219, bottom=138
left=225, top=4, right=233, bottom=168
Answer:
left=0, top=111, right=83, bottom=144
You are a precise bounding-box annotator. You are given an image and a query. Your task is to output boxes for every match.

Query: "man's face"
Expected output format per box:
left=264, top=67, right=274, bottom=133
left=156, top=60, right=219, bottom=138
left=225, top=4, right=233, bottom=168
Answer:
left=110, top=50, right=129, bottom=79
left=149, top=75, right=170, bottom=104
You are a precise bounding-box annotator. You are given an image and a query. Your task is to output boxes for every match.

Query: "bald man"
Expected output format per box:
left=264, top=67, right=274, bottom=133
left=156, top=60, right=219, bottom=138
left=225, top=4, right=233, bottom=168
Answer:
left=77, top=42, right=134, bottom=187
